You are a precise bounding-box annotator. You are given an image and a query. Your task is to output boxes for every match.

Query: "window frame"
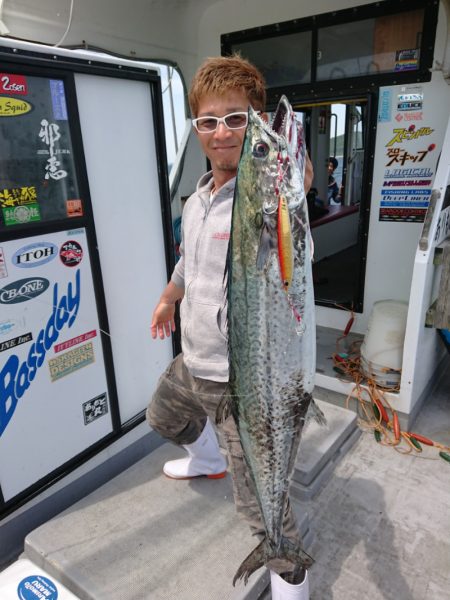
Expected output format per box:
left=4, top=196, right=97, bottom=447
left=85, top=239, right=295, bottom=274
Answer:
left=221, top=0, right=438, bottom=107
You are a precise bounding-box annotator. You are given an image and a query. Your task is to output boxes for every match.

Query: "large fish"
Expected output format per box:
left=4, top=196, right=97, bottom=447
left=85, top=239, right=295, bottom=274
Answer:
left=226, top=97, right=322, bottom=584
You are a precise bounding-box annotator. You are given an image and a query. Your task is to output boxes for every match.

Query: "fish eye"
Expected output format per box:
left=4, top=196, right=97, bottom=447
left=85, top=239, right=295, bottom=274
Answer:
left=252, top=140, right=269, bottom=159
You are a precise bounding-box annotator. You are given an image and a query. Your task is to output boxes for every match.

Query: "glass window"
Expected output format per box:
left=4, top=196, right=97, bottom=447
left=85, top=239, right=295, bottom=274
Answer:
left=0, top=74, right=82, bottom=228
left=158, top=65, right=188, bottom=173
left=231, top=31, right=312, bottom=87
left=317, top=10, right=424, bottom=81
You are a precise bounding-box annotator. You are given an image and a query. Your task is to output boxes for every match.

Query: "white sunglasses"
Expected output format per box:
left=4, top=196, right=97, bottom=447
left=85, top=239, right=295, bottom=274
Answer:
left=192, top=111, right=248, bottom=133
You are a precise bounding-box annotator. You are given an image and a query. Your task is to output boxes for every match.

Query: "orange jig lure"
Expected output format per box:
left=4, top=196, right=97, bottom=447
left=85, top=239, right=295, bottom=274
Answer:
left=277, top=195, right=293, bottom=290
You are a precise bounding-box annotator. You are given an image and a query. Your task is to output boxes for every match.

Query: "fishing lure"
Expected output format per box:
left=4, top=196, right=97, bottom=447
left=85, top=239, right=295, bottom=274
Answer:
left=277, top=195, right=293, bottom=290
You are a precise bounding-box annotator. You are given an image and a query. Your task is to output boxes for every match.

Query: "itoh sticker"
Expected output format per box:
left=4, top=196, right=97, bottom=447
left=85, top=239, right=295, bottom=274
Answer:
left=2, top=204, right=41, bottom=226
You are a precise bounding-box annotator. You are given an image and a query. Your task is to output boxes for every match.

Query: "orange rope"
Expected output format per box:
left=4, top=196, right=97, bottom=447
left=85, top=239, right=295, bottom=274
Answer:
left=331, top=321, right=450, bottom=462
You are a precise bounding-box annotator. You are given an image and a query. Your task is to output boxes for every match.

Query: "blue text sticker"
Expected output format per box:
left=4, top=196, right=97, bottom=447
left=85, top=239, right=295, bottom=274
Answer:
left=49, top=79, right=68, bottom=120
left=378, top=89, right=392, bottom=123
left=17, top=574, right=58, bottom=599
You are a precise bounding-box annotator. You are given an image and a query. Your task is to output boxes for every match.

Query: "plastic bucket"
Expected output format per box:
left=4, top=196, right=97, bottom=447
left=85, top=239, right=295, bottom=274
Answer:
left=360, top=354, right=401, bottom=388
left=360, top=300, right=408, bottom=372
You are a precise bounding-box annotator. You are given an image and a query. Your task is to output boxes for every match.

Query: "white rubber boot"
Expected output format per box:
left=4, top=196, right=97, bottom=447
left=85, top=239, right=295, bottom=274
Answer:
left=270, top=570, right=309, bottom=600
left=163, top=418, right=227, bottom=479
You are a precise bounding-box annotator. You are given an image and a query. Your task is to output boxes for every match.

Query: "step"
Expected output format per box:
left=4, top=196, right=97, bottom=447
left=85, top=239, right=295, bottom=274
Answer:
left=0, top=557, right=82, bottom=599
left=290, top=400, right=360, bottom=501
left=23, top=443, right=310, bottom=600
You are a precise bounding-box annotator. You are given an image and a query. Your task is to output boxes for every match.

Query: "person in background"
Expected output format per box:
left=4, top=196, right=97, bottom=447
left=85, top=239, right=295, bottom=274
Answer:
left=327, top=156, right=340, bottom=204
left=147, top=55, right=313, bottom=600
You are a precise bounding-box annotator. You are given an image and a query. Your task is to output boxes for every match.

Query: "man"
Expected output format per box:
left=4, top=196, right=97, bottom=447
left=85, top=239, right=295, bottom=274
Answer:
left=147, top=55, right=313, bottom=600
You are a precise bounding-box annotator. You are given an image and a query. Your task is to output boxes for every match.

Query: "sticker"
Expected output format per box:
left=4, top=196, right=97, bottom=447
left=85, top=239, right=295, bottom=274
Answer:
left=0, top=317, right=25, bottom=337
left=378, top=89, right=391, bottom=123
left=59, top=240, right=83, bottom=267
left=17, top=574, right=58, bottom=600
left=0, top=97, right=33, bottom=116
left=0, top=270, right=81, bottom=436
left=0, top=73, right=28, bottom=95
left=383, top=179, right=431, bottom=187
left=2, top=204, right=41, bottom=226
left=384, top=167, right=433, bottom=179
left=50, top=79, right=68, bottom=120
left=0, top=332, right=32, bottom=353
left=67, top=228, right=84, bottom=236
left=12, top=242, right=58, bottom=269
left=48, top=341, right=95, bottom=382
left=379, top=207, right=426, bottom=222
left=0, top=320, right=15, bottom=336
left=385, top=146, right=435, bottom=167
left=83, top=392, right=108, bottom=425
left=39, top=120, right=68, bottom=181
left=0, top=247, right=7, bottom=278
left=385, top=126, right=433, bottom=147
left=54, top=329, right=97, bottom=353
left=0, top=277, right=49, bottom=304
left=379, top=188, right=431, bottom=223
left=394, top=48, right=420, bottom=72
left=380, top=189, right=431, bottom=208
left=0, top=186, right=37, bottom=208
left=66, top=199, right=83, bottom=218
left=395, top=111, right=423, bottom=122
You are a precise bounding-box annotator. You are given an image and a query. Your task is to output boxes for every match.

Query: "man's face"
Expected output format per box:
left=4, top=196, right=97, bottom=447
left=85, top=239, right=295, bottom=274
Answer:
left=194, top=89, right=250, bottom=180
left=328, top=161, right=335, bottom=175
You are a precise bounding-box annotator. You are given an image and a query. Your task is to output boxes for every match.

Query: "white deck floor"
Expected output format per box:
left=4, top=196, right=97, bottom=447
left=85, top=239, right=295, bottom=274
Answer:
left=2, top=352, right=449, bottom=600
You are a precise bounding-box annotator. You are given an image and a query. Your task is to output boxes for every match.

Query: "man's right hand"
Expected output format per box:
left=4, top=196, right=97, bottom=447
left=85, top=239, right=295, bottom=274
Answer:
left=151, top=302, right=176, bottom=339
left=150, top=281, right=184, bottom=340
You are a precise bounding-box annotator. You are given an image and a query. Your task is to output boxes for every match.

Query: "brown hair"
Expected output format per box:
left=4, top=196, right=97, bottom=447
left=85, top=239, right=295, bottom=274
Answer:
left=188, top=54, right=266, bottom=118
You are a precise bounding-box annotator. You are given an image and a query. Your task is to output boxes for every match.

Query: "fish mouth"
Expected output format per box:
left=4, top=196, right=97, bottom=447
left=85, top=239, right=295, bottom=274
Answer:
left=272, top=101, right=289, bottom=134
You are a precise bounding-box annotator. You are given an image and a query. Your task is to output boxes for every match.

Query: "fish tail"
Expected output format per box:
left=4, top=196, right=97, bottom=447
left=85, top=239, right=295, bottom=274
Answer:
left=232, top=539, right=267, bottom=586
left=233, top=537, right=314, bottom=586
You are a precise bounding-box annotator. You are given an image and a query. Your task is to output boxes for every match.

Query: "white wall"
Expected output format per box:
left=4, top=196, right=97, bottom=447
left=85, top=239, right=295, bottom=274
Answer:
left=1, top=0, right=210, bottom=80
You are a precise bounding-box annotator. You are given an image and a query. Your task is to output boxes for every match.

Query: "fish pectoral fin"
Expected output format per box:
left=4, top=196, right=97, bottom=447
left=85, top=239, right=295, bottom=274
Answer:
left=256, top=223, right=276, bottom=271
left=216, top=392, right=233, bottom=424
left=306, top=398, right=327, bottom=426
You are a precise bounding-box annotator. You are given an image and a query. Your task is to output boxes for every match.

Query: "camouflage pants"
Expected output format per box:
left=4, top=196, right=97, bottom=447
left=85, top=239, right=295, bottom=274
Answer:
left=146, top=353, right=302, bottom=576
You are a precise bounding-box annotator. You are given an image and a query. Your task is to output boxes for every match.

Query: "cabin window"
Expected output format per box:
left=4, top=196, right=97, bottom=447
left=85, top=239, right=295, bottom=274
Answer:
left=230, top=31, right=312, bottom=87
left=222, top=0, right=437, bottom=94
left=317, top=9, right=424, bottom=81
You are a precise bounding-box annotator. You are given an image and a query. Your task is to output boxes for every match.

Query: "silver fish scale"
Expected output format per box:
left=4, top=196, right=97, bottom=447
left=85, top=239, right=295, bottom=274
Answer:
left=228, top=104, right=316, bottom=572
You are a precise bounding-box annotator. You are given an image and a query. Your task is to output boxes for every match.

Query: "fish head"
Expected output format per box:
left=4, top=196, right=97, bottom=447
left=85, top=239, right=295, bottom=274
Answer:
left=237, top=106, right=287, bottom=216
left=271, top=95, right=306, bottom=177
